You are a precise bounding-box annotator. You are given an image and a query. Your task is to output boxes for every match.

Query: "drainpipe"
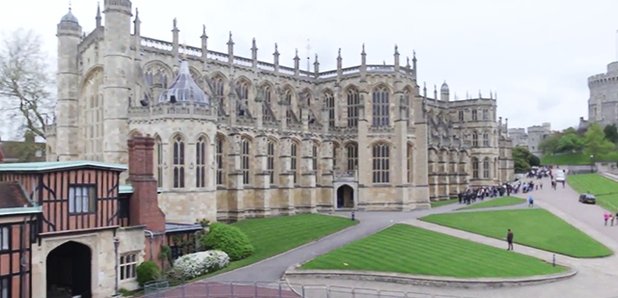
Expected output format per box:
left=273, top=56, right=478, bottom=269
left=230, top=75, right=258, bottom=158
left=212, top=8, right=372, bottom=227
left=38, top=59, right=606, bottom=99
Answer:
left=113, top=237, right=120, bottom=296
left=144, top=230, right=154, bottom=260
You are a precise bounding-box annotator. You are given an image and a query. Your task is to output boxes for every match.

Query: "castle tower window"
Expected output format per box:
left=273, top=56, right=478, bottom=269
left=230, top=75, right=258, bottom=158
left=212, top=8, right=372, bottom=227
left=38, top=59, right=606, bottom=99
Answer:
left=173, top=135, right=185, bottom=188
left=347, top=88, right=360, bottom=127
left=325, top=91, right=335, bottom=128
left=216, top=136, right=225, bottom=186
left=196, top=136, right=206, bottom=188
left=472, top=157, right=479, bottom=179
left=482, top=109, right=489, bottom=120
left=472, top=132, right=479, bottom=147
left=241, top=137, right=251, bottom=185
left=267, top=140, right=276, bottom=185
left=372, top=143, right=390, bottom=183
left=483, top=157, right=490, bottom=178
left=472, top=110, right=478, bottom=121
left=156, top=136, right=163, bottom=187
left=458, top=110, right=464, bottom=122
left=291, top=142, right=298, bottom=184
left=483, top=133, right=489, bottom=147
left=346, top=142, right=358, bottom=172
left=372, top=86, right=390, bottom=127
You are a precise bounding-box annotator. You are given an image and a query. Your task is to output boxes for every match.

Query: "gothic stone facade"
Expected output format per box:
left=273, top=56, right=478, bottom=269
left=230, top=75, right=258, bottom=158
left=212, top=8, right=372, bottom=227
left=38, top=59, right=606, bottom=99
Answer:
left=47, top=0, right=513, bottom=222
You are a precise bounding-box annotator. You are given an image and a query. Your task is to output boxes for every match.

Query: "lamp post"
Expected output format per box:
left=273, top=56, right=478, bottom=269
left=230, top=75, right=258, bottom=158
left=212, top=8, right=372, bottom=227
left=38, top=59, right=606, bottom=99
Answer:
left=590, top=154, right=595, bottom=173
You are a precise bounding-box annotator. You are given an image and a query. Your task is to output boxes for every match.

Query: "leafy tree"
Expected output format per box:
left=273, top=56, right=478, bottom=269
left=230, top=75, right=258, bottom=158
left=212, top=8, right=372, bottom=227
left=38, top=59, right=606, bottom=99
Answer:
left=539, top=133, right=561, bottom=155
left=556, top=132, right=584, bottom=153
left=604, top=124, right=618, bottom=144
left=0, top=29, right=54, bottom=140
left=512, top=146, right=539, bottom=173
left=583, top=123, right=615, bottom=161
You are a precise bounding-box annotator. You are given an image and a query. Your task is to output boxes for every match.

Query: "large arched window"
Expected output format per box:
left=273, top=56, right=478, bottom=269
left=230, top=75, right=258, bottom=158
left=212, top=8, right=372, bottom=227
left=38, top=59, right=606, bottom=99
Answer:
left=372, top=143, right=390, bottom=183
left=347, top=87, right=360, bottom=127
left=403, top=88, right=411, bottom=119
left=407, top=144, right=413, bottom=183
left=236, top=79, right=250, bottom=116
left=472, top=157, right=479, bottom=179
left=261, top=84, right=276, bottom=123
left=267, top=140, right=276, bottom=185
left=291, top=141, right=299, bottom=184
left=216, top=135, right=225, bottom=186
left=324, top=91, right=335, bottom=128
left=285, top=88, right=296, bottom=123
left=372, top=86, right=389, bottom=127
left=155, top=136, right=163, bottom=188
left=483, top=157, right=490, bottom=178
left=346, top=142, right=358, bottom=172
left=172, top=135, right=185, bottom=188
left=483, top=133, right=489, bottom=147
left=196, top=136, right=206, bottom=188
left=241, top=137, right=251, bottom=185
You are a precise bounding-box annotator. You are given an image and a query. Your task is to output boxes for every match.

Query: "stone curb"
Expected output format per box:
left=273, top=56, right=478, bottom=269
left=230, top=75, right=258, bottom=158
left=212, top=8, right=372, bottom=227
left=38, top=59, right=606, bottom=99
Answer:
left=284, top=268, right=577, bottom=289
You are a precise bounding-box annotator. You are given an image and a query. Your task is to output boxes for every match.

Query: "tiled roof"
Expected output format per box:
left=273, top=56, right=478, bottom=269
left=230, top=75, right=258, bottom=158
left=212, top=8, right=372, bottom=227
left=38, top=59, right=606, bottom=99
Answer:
left=0, top=160, right=127, bottom=173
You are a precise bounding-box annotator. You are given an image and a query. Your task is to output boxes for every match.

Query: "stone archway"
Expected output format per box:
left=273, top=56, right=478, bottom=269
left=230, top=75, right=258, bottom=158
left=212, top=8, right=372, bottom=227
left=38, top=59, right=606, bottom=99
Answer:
left=46, top=241, right=92, bottom=298
left=336, top=184, right=354, bottom=208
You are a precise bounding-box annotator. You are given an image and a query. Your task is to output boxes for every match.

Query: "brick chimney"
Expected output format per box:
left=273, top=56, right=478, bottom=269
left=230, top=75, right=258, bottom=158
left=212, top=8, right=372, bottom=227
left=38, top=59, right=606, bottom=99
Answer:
left=127, top=135, right=165, bottom=231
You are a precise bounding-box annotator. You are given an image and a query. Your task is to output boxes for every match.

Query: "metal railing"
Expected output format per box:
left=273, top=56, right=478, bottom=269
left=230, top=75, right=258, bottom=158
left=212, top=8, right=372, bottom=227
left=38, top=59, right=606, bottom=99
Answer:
left=142, top=281, right=476, bottom=298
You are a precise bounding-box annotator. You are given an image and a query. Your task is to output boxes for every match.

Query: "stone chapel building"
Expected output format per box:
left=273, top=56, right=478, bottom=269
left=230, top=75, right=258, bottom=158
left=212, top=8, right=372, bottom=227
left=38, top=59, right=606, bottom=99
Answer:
left=47, top=0, right=513, bottom=223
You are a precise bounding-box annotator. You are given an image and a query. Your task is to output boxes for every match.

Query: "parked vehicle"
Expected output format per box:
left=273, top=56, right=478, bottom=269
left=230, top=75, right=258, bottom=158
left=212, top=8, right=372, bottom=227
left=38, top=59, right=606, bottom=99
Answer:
left=579, top=193, right=596, bottom=204
left=555, top=169, right=565, bottom=182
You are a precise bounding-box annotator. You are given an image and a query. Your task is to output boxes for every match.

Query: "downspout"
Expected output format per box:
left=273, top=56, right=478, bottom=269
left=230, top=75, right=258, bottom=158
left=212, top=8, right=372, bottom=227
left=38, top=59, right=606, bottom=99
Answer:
left=144, top=230, right=154, bottom=260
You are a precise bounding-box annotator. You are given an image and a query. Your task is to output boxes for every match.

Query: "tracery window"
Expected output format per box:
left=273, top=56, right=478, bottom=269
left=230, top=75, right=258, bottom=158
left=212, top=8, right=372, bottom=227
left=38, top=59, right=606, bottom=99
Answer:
left=346, top=142, right=358, bottom=172
left=236, top=79, right=250, bottom=116
left=241, top=137, right=251, bottom=185
left=347, top=88, right=360, bottom=127
left=325, top=91, right=335, bottom=128
left=216, top=135, right=225, bottom=186
left=291, top=142, right=298, bottom=184
left=261, top=85, right=275, bottom=122
left=372, top=143, right=390, bottom=183
left=196, top=136, right=206, bottom=188
left=212, top=75, right=225, bottom=114
left=372, top=86, right=389, bottom=127
left=173, top=135, right=185, bottom=188
left=267, top=140, right=276, bottom=185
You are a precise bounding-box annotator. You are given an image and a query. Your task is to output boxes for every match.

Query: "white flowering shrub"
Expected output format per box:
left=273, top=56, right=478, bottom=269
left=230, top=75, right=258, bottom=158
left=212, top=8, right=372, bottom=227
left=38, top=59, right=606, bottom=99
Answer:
left=173, top=250, right=230, bottom=279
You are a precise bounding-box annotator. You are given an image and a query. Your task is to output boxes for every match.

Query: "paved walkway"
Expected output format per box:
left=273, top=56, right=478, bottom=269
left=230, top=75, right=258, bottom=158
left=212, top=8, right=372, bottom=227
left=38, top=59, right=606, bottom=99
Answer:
left=200, top=176, right=618, bottom=297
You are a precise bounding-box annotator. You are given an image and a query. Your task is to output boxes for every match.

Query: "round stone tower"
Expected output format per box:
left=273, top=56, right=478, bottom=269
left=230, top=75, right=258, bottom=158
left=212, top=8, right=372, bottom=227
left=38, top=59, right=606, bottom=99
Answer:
left=103, top=0, right=133, bottom=164
left=55, top=7, right=82, bottom=161
left=588, top=61, right=618, bottom=127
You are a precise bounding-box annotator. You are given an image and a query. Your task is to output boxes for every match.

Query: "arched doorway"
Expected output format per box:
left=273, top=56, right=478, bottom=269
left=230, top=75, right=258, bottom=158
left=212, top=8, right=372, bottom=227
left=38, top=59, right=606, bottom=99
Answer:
left=336, top=185, right=354, bottom=208
left=47, top=241, right=91, bottom=298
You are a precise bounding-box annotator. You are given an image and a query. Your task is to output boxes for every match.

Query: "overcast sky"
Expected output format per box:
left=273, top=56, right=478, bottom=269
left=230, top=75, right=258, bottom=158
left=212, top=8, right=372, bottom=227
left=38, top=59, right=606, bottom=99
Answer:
left=2, top=0, right=618, bottom=135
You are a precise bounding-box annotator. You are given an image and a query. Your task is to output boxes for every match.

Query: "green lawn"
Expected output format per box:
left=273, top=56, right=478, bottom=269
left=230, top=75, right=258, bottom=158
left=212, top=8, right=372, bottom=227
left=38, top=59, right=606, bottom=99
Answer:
left=302, top=224, right=566, bottom=278
left=431, top=198, right=458, bottom=208
left=459, top=196, right=525, bottom=210
left=421, top=209, right=612, bottom=258
left=542, top=152, right=618, bottom=165
left=567, top=174, right=618, bottom=212
left=204, top=214, right=357, bottom=277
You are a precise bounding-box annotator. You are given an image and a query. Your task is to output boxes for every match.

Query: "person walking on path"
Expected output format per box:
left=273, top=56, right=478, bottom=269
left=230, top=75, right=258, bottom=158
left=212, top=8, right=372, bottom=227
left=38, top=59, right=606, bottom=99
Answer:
left=528, top=195, right=534, bottom=207
left=506, top=229, right=514, bottom=250
left=604, top=212, right=610, bottom=226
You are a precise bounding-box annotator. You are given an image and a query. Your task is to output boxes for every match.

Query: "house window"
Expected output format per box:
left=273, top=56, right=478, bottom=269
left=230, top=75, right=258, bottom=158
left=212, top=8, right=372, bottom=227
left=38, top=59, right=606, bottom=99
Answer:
left=346, top=143, right=358, bottom=172
left=472, top=132, right=479, bottom=147
left=372, top=86, right=389, bottom=127
left=0, top=227, right=9, bottom=251
left=458, top=110, right=464, bottom=122
left=347, top=88, right=360, bottom=127
left=372, top=143, right=390, bottom=183
left=0, top=277, right=9, bottom=298
left=325, top=92, right=335, bottom=128
left=267, top=140, right=275, bottom=185
left=216, top=136, right=225, bottom=186
left=472, top=157, right=479, bottom=179
left=472, top=110, right=478, bottom=121
left=68, top=185, right=96, bottom=214
left=482, top=109, right=488, bottom=120
left=172, top=135, right=185, bottom=188
left=291, top=142, right=298, bottom=184
left=196, top=137, right=206, bottom=188
left=241, top=138, right=251, bottom=185
left=119, top=253, right=138, bottom=281
left=483, top=133, right=489, bottom=147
